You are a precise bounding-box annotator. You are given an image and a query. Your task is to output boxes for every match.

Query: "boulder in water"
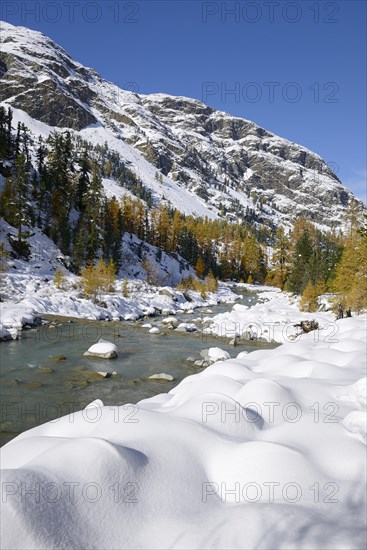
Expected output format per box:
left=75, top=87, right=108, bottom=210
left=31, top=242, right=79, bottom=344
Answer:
left=162, top=316, right=179, bottom=328
left=84, top=339, right=118, bottom=359
left=148, top=373, right=174, bottom=381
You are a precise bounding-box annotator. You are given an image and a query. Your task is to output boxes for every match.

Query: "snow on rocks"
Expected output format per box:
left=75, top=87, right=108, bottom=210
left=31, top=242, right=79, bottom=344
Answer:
left=158, top=287, right=176, bottom=299
left=148, top=373, right=175, bottom=381
left=161, top=316, right=179, bottom=328
left=1, top=316, right=366, bottom=549
left=205, top=286, right=335, bottom=344
left=83, top=340, right=118, bottom=359
left=175, top=322, right=198, bottom=333
left=0, top=303, right=39, bottom=331
left=0, top=324, right=18, bottom=341
left=201, top=347, right=231, bottom=363
left=148, top=327, right=161, bottom=334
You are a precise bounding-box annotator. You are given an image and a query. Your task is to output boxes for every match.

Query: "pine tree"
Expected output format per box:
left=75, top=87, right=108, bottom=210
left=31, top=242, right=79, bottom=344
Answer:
left=271, top=226, right=290, bottom=289
left=287, top=229, right=314, bottom=294
left=10, top=152, right=31, bottom=247
left=77, top=147, right=90, bottom=210
left=0, top=106, right=13, bottom=160
left=102, top=197, right=123, bottom=271
left=47, top=132, right=75, bottom=253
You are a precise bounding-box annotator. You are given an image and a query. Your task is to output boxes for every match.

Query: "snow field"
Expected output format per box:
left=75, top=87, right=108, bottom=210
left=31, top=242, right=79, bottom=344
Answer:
left=1, top=316, right=366, bottom=549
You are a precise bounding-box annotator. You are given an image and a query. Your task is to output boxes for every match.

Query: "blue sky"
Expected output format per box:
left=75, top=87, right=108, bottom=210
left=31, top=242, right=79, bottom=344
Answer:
left=2, top=0, right=366, bottom=201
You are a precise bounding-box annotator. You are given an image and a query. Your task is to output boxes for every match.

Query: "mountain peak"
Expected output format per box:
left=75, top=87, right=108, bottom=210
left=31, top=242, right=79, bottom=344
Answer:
left=0, top=21, right=361, bottom=230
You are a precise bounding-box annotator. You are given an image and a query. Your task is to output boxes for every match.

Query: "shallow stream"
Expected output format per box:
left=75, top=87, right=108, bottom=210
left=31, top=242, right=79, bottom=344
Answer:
left=0, top=288, right=277, bottom=446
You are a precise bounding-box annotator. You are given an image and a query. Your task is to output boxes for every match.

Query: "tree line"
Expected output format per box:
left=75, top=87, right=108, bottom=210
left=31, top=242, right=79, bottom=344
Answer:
left=0, top=106, right=366, bottom=312
left=0, top=107, right=266, bottom=282
left=266, top=211, right=367, bottom=312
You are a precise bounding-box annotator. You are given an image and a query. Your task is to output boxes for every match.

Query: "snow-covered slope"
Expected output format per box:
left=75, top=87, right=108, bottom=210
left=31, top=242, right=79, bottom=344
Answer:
left=0, top=20, right=362, bottom=230
left=1, top=314, right=366, bottom=549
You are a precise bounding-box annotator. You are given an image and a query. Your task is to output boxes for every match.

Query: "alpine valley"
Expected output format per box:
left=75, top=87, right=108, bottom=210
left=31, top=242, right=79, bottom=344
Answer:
left=0, top=21, right=365, bottom=298
left=1, top=20, right=367, bottom=550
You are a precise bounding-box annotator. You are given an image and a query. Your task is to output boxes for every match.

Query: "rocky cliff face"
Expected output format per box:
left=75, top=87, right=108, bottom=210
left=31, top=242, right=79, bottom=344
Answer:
left=0, top=21, right=359, bottom=231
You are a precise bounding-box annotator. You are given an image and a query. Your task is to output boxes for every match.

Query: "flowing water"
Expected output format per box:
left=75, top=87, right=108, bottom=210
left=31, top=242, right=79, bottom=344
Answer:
left=0, top=289, right=277, bottom=446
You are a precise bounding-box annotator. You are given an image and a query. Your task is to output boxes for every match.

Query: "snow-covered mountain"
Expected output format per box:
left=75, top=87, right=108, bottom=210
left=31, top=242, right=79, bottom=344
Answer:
left=0, top=21, right=361, bottom=230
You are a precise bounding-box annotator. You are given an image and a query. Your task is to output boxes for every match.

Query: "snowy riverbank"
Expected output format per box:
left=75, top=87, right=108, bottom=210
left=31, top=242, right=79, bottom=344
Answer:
left=205, top=286, right=337, bottom=344
left=0, top=218, right=239, bottom=336
left=1, top=314, right=366, bottom=549
left=0, top=272, right=239, bottom=335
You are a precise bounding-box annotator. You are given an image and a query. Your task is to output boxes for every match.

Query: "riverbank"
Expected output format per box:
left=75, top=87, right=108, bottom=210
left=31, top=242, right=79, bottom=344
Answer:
left=205, top=286, right=338, bottom=344
left=0, top=272, right=240, bottom=337
left=1, top=311, right=366, bottom=549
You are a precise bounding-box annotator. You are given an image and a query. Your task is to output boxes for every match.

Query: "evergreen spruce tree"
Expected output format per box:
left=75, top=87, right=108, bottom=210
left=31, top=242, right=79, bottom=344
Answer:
left=271, top=227, right=290, bottom=289
left=287, top=230, right=314, bottom=294
left=0, top=106, right=13, bottom=160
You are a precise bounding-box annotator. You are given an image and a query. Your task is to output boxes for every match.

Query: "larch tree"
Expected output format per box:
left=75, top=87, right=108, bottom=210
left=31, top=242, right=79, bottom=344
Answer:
left=332, top=229, right=367, bottom=312
left=195, top=257, right=205, bottom=278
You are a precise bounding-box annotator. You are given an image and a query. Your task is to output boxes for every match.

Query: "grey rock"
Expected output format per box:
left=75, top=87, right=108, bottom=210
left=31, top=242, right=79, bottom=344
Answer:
left=200, top=349, right=210, bottom=361
left=83, top=350, right=118, bottom=360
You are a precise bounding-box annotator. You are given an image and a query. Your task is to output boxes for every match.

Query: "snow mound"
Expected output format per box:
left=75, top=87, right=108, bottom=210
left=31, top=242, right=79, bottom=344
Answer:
left=1, top=316, right=366, bottom=550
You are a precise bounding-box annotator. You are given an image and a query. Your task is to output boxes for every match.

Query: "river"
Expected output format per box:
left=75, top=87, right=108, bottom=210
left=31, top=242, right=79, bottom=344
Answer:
left=0, top=288, right=277, bottom=446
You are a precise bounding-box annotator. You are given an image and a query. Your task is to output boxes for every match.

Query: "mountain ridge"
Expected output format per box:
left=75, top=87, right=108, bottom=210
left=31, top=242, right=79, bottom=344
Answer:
left=0, top=20, right=362, bottom=232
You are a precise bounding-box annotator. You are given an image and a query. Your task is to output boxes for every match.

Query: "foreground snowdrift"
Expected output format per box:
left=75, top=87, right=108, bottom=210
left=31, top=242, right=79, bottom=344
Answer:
left=1, top=317, right=366, bottom=550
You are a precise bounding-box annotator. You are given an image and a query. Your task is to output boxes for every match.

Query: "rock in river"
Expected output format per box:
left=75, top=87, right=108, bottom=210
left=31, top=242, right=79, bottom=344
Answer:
left=84, top=339, right=118, bottom=359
